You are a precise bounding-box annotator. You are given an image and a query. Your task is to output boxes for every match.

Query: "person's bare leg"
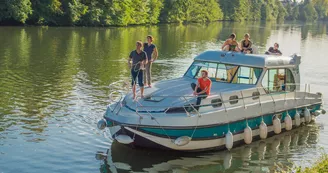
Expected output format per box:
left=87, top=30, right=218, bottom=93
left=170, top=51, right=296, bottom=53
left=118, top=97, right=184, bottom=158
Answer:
left=148, top=62, right=152, bottom=87
left=132, top=85, right=136, bottom=100
left=222, top=45, right=230, bottom=51
left=140, top=87, right=144, bottom=98
left=143, top=70, right=147, bottom=87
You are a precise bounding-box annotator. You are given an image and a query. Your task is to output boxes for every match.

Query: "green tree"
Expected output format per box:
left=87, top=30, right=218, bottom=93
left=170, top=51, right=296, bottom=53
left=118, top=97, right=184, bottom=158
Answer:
left=313, top=0, right=328, bottom=20
left=291, top=5, right=300, bottom=20
left=231, top=0, right=249, bottom=21
left=276, top=0, right=287, bottom=21
left=249, top=0, right=263, bottom=21
left=147, top=0, right=164, bottom=24
left=67, top=0, right=88, bottom=25
left=29, top=0, right=63, bottom=25
left=189, top=0, right=223, bottom=22
left=261, top=3, right=271, bottom=20
left=2, top=0, right=33, bottom=24
left=109, top=0, right=133, bottom=26
left=219, top=0, right=234, bottom=20
left=80, top=1, right=104, bottom=26
left=130, top=0, right=149, bottom=25
left=299, top=0, right=318, bottom=21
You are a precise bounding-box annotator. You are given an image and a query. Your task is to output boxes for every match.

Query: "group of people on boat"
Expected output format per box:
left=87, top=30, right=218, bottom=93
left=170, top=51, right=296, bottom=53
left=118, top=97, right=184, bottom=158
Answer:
left=128, top=33, right=283, bottom=109
left=128, top=35, right=158, bottom=99
left=222, top=33, right=282, bottom=56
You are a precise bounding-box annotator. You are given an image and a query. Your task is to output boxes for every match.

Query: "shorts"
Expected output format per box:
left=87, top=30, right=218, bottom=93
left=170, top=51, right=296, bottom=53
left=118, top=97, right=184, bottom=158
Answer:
left=131, top=69, right=144, bottom=87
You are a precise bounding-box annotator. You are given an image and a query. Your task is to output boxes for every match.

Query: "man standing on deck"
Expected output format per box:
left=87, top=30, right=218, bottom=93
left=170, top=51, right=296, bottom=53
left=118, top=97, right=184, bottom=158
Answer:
left=128, top=41, right=148, bottom=99
left=191, top=70, right=212, bottom=111
left=143, top=35, right=158, bottom=88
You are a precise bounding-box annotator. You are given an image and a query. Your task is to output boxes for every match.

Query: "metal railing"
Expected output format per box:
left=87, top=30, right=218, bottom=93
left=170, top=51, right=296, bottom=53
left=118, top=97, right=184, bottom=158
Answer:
left=108, top=83, right=323, bottom=118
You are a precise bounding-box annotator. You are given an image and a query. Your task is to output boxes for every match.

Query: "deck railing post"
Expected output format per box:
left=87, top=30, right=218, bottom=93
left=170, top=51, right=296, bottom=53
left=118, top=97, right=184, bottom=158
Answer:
left=182, top=96, right=201, bottom=117
left=240, top=90, right=247, bottom=109
left=220, top=92, right=228, bottom=113
left=304, top=84, right=307, bottom=105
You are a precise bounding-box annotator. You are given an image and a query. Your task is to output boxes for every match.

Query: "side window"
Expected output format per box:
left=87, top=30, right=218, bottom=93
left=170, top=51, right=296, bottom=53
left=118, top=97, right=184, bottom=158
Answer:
left=232, top=67, right=263, bottom=85
left=196, top=62, right=217, bottom=79
left=262, top=68, right=295, bottom=92
left=216, top=64, right=238, bottom=82
left=286, top=69, right=296, bottom=91
left=185, top=64, right=198, bottom=78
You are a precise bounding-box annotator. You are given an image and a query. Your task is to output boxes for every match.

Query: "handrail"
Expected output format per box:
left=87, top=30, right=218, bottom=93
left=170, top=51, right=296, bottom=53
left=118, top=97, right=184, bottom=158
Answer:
left=133, top=84, right=321, bottom=114
left=108, top=83, right=322, bottom=118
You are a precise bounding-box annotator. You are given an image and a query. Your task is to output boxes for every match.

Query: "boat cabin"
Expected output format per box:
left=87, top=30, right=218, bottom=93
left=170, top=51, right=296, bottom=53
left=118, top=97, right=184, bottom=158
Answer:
left=184, top=51, right=301, bottom=93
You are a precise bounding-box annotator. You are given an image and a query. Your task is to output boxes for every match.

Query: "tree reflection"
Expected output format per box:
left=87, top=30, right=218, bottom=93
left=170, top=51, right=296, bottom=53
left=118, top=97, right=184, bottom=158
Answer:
left=0, top=21, right=327, bottom=136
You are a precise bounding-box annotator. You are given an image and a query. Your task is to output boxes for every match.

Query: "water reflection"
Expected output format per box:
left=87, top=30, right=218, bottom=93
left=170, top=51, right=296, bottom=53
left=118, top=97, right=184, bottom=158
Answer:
left=0, top=22, right=328, bottom=173
left=99, top=124, right=320, bottom=173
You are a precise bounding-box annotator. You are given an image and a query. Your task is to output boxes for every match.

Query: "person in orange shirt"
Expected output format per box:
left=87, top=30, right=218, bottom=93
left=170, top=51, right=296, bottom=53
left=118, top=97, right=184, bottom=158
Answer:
left=191, top=70, right=212, bottom=111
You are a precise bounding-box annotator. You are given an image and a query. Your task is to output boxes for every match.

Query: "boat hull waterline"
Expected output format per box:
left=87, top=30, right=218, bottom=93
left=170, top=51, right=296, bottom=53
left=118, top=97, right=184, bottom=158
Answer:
left=102, top=104, right=323, bottom=151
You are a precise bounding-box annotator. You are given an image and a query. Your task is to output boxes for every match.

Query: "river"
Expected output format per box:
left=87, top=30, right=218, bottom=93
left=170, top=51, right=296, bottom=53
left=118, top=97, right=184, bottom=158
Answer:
left=0, top=21, right=328, bottom=173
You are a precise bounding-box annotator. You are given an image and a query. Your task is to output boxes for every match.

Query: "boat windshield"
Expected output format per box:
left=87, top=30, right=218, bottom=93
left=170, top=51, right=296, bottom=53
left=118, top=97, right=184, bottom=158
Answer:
left=185, top=61, right=263, bottom=84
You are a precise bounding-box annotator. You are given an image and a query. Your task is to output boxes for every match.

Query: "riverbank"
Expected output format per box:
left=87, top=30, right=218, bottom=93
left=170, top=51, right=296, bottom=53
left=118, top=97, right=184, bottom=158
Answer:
left=276, top=154, right=328, bottom=173
left=0, top=0, right=327, bottom=27
left=297, top=154, right=328, bottom=173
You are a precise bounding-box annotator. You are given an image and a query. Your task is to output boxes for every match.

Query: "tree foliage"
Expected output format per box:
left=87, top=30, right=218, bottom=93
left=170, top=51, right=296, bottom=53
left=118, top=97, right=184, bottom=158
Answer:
left=0, top=0, right=328, bottom=26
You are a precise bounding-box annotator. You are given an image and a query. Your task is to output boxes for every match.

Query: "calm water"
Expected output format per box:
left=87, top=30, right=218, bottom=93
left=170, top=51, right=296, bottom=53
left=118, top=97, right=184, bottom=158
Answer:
left=1, top=22, right=328, bottom=173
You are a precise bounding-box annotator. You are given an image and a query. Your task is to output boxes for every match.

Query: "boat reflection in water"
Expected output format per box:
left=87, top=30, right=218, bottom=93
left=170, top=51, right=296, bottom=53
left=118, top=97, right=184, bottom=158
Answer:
left=97, top=124, right=321, bottom=173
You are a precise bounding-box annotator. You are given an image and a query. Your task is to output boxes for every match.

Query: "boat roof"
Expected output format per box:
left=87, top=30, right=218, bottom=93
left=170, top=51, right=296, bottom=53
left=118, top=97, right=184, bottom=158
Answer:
left=194, top=50, right=301, bottom=68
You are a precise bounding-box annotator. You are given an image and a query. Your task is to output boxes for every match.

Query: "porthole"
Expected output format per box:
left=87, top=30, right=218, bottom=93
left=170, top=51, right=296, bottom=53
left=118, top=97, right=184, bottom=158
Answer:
left=252, top=91, right=260, bottom=100
left=229, top=95, right=239, bottom=105
left=211, top=98, right=222, bottom=108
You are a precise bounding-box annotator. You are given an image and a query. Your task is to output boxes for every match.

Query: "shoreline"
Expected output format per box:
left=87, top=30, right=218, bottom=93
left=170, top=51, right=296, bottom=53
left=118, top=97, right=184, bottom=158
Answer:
left=1, top=20, right=328, bottom=28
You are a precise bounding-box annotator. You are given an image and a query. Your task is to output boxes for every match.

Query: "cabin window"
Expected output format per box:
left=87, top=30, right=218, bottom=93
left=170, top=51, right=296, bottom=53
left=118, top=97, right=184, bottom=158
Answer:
left=184, top=61, right=238, bottom=83
left=211, top=98, right=222, bottom=108
left=216, top=64, right=238, bottom=82
left=229, top=95, right=239, bottom=104
left=195, top=62, right=218, bottom=79
left=261, top=68, right=295, bottom=93
left=231, top=66, right=263, bottom=85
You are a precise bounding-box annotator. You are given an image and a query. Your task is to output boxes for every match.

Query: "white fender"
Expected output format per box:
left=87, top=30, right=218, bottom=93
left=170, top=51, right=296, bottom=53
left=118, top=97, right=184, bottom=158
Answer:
left=244, top=126, right=252, bottom=144
left=295, top=111, right=301, bottom=126
left=115, top=135, right=134, bottom=144
left=225, top=131, right=233, bottom=150
left=97, top=119, right=107, bottom=130
left=284, top=114, right=293, bottom=131
left=304, top=108, right=311, bottom=123
left=174, top=136, right=191, bottom=146
left=273, top=117, right=281, bottom=134
left=259, top=121, right=268, bottom=139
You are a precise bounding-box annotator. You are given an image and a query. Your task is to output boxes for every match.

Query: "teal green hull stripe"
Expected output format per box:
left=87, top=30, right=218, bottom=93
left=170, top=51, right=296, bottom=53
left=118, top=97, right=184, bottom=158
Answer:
left=139, top=105, right=321, bottom=139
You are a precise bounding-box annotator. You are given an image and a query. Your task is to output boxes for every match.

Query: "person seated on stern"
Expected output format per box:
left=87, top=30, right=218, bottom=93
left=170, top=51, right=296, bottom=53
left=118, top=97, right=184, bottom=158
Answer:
left=222, top=33, right=241, bottom=52
left=265, top=43, right=282, bottom=56
left=191, top=70, right=212, bottom=111
left=240, top=33, right=253, bottom=54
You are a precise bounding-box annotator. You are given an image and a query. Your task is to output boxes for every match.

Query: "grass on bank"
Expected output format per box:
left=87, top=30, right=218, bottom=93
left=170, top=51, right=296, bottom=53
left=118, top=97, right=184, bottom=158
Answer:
left=276, top=154, right=328, bottom=173
left=296, top=154, right=328, bottom=173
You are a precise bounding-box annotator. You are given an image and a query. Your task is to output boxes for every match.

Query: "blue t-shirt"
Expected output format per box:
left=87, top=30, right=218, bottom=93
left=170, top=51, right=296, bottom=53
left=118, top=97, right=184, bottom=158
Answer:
left=143, top=43, right=156, bottom=60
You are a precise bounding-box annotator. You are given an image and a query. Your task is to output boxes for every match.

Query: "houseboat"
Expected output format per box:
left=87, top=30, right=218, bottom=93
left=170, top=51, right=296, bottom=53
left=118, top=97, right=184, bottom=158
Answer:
left=97, top=51, right=325, bottom=151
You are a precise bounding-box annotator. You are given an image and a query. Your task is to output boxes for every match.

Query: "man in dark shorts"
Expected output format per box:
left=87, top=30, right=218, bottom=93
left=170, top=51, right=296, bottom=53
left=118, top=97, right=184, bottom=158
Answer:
left=128, top=41, right=148, bottom=99
left=265, top=43, right=282, bottom=56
